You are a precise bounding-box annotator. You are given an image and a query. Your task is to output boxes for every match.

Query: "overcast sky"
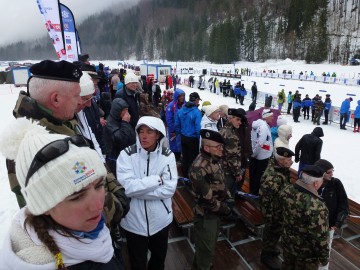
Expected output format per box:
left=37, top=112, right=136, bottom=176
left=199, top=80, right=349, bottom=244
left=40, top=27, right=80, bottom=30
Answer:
left=0, top=0, right=138, bottom=47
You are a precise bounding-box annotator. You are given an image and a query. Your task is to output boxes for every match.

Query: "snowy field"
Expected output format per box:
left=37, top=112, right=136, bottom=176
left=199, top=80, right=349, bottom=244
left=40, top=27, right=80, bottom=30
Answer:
left=0, top=59, right=360, bottom=247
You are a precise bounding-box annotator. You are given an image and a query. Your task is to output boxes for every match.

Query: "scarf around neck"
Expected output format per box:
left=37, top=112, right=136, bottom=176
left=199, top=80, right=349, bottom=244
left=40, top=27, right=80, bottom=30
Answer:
left=18, top=208, right=113, bottom=267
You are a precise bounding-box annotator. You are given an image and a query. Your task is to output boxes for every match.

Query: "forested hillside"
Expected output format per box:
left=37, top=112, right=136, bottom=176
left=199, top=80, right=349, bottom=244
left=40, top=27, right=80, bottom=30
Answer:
left=1, top=0, right=360, bottom=64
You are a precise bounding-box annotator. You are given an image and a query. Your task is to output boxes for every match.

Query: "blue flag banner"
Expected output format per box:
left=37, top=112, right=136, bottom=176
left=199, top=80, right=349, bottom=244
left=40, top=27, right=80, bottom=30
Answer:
left=60, top=4, right=78, bottom=62
left=36, top=0, right=66, bottom=60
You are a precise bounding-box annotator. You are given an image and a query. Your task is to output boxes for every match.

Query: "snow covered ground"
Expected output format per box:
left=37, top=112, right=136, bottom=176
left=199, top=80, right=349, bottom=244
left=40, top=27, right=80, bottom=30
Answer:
left=0, top=59, right=360, bottom=247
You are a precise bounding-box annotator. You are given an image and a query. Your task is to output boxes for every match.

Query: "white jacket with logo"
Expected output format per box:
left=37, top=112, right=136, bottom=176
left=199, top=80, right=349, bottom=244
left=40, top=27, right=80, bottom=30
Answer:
left=251, top=119, right=273, bottom=160
left=116, top=117, right=178, bottom=236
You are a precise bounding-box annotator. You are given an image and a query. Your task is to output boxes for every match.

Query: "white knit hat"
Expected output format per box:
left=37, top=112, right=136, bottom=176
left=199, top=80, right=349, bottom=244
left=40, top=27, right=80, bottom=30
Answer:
left=79, top=72, right=95, bottom=96
left=203, top=105, right=219, bottom=117
left=0, top=118, right=106, bottom=215
left=125, top=72, right=139, bottom=85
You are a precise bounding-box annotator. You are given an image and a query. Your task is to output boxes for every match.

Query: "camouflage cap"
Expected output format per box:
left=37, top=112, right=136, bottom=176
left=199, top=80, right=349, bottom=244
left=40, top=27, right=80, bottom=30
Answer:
left=30, top=60, right=82, bottom=83
left=200, top=129, right=224, bottom=144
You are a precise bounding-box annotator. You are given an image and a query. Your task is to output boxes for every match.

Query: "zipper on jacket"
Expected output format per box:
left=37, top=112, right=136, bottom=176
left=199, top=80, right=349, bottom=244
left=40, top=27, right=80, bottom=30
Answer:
left=161, top=199, right=171, bottom=214
left=145, top=152, right=150, bottom=236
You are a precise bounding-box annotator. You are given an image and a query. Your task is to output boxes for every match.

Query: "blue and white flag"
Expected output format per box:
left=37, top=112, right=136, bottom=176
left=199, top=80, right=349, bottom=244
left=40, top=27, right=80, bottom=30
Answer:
left=60, top=4, right=79, bottom=62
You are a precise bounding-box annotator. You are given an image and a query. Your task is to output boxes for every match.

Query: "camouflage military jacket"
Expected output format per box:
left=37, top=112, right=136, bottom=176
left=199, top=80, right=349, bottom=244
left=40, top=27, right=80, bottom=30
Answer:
left=280, top=181, right=329, bottom=265
left=219, top=122, right=242, bottom=177
left=189, top=150, right=232, bottom=216
left=259, top=158, right=291, bottom=220
left=10, top=91, right=129, bottom=230
left=314, top=100, right=324, bottom=112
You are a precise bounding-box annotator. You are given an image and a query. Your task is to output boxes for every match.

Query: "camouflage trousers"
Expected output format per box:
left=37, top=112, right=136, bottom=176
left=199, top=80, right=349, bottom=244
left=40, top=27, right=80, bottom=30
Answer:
left=193, top=215, right=220, bottom=270
left=282, top=251, right=320, bottom=270
left=262, top=216, right=282, bottom=253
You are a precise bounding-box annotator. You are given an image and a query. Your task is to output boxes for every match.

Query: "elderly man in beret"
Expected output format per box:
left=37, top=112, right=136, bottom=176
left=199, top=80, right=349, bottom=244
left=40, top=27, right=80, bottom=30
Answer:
left=220, top=108, right=247, bottom=194
left=280, top=165, right=329, bottom=269
left=8, top=60, right=83, bottom=207
left=8, top=60, right=130, bottom=266
left=189, top=129, right=233, bottom=270
left=259, top=147, right=295, bottom=269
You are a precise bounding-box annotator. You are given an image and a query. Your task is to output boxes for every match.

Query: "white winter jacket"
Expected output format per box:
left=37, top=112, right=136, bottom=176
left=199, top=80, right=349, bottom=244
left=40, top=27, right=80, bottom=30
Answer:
left=200, top=115, right=218, bottom=131
left=116, top=117, right=178, bottom=236
left=251, top=119, right=273, bottom=160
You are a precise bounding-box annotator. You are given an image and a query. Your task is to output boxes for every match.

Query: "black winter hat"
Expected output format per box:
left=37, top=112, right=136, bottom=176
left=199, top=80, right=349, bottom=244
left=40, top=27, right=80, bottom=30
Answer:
left=200, top=129, right=224, bottom=144
left=314, top=159, right=334, bottom=172
left=228, top=108, right=246, bottom=119
left=302, top=165, right=324, bottom=178
left=189, top=92, right=202, bottom=102
left=30, top=60, right=82, bottom=83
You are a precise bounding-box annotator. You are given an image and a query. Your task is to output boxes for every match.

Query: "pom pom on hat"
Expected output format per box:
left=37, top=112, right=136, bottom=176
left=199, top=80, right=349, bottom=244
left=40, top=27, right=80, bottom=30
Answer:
left=0, top=118, right=106, bottom=215
left=125, top=72, right=139, bottom=85
left=202, top=101, right=212, bottom=107
left=203, top=105, right=219, bottom=117
left=79, top=72, right=95, bottom=96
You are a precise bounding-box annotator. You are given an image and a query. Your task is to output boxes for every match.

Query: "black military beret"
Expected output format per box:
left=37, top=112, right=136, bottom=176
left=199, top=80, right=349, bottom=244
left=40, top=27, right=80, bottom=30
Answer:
left=276, top=147, right=295, bottom=158
left=301, top=165, right=324, bottom=177
left=81, top=64, right=101, bottom=79
left=30, top=60, right=82, bottom=82
left=228, top=108, right=246, bottom=119
left=200, top=129, right=224, bottom=144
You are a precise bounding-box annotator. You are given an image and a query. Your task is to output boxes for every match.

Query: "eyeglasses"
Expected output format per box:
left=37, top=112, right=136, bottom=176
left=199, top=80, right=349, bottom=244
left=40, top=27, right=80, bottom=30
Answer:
left=206, top=144, right=224, bottom=150
left=25, top=135, right=90, bottom=187
left=81, top=95, right=94, bottom=104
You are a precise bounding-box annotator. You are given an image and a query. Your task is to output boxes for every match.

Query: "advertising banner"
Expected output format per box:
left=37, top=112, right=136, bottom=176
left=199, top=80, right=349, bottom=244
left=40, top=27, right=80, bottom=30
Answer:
left=36, top=0, right=66, bottom=60
left=60, top=4, right=78, bottom=62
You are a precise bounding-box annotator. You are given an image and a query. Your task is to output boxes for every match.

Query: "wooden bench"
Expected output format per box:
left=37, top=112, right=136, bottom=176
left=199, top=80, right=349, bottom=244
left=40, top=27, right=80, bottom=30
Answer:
left=233, top=170, right=265, bottom=237
left=171, top=182, right=237, bottom=240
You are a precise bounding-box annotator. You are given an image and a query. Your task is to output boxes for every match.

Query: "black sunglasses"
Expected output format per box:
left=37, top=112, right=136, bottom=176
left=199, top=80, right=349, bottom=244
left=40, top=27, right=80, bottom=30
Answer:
left=25, top=135, right=90, bottom=187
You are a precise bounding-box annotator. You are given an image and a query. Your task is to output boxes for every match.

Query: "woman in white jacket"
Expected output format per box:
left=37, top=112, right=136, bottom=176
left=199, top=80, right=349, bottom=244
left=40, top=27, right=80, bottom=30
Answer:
left=116, top=116, right=177, bottom=270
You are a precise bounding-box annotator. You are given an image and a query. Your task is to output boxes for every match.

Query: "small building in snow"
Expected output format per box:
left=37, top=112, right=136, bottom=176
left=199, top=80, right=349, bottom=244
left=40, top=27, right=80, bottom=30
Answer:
left=140, top=64, right=172, bottom=83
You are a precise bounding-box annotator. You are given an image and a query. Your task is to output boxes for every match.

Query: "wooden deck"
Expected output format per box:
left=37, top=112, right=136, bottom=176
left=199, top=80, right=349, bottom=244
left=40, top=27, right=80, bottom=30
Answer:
left=121, top=167, right=360, bottom=270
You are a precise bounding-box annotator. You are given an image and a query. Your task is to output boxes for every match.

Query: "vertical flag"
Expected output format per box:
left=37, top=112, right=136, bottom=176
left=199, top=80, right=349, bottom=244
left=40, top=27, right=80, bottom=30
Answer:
left=36, top=0, right=66, bottom=60
left=60, top=4, right=79, bottom=62
left=75, top=29, right=82, bottom=56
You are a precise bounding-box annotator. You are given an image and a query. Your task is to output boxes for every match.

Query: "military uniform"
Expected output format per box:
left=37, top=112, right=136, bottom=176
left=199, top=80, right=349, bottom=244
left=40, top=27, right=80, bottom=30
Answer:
left=313, top=98, right=324, bottom=125
left=280, top=181, right=329, bottom=269
left=259, top=157, right=292, bottom=254
left=10, top=91, right=129, bottom=230
left=220, top=121, right=242, bottom=193
left=189, top=130, right=232, bottom=270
